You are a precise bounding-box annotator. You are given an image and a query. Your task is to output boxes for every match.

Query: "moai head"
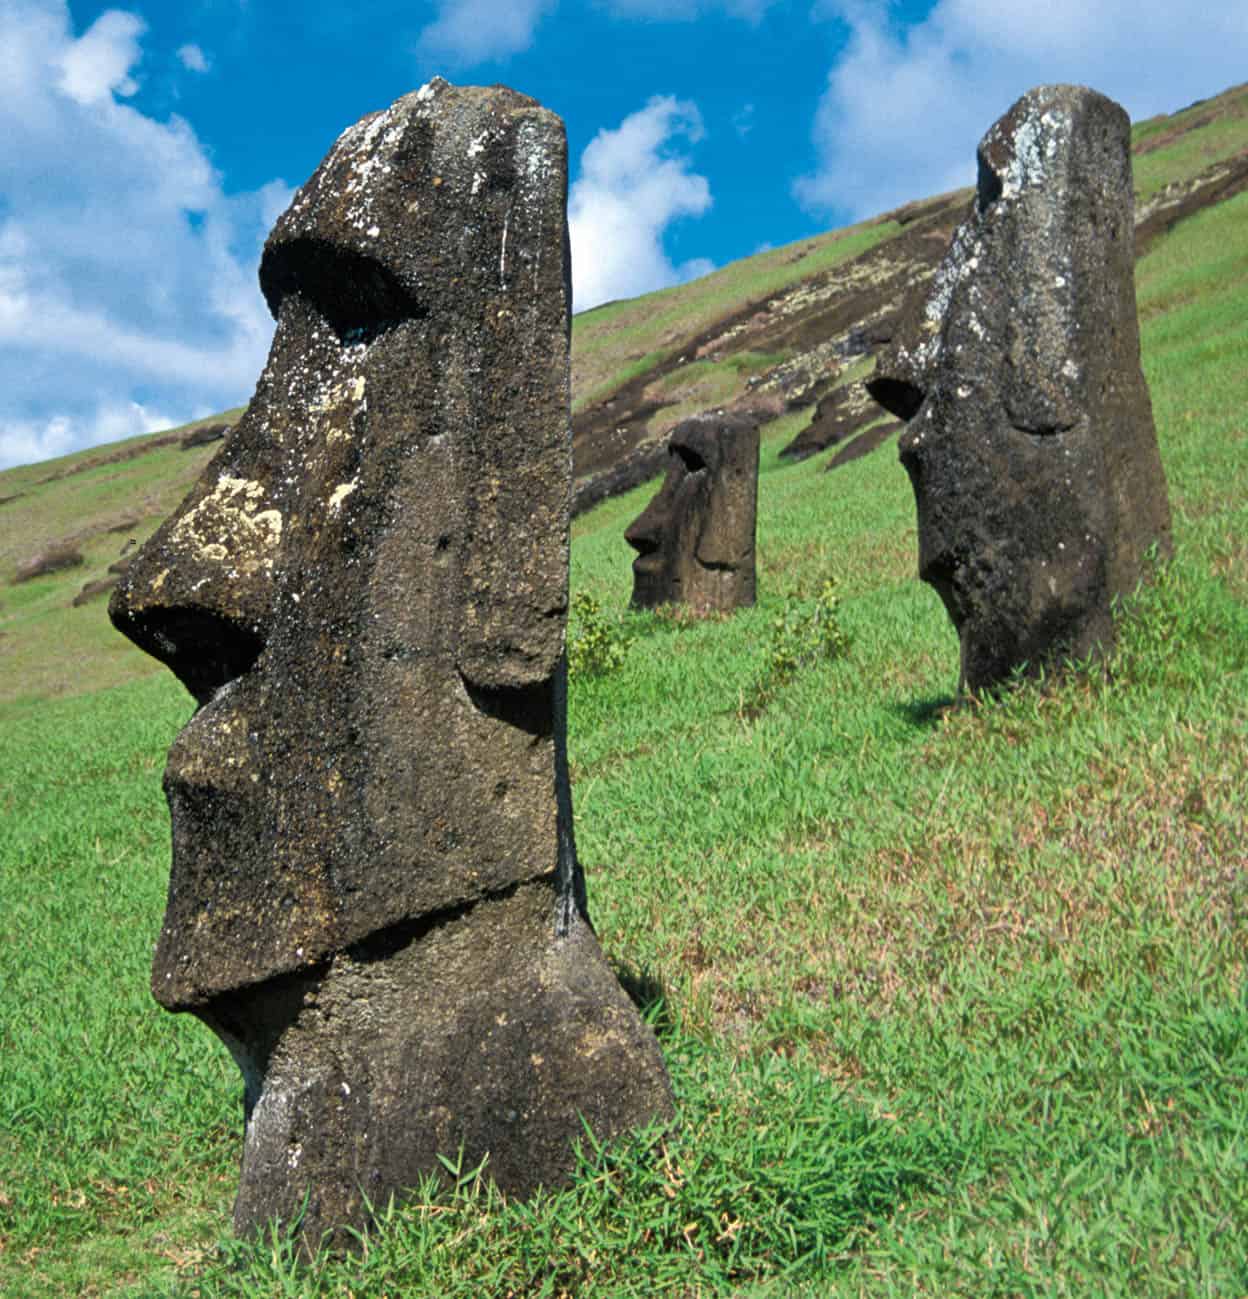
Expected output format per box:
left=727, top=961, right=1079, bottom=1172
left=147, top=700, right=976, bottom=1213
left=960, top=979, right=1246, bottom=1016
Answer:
left=624, top=412, right=759, bottom=613
left=867, top=84, right=1171, bottom=694
left=110, top=80, right=671, bottom=1248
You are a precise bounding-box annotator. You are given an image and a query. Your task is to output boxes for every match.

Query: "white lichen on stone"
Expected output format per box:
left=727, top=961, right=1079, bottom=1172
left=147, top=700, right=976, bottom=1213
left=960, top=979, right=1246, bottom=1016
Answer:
left=996, top=104, right=1068, bottom=201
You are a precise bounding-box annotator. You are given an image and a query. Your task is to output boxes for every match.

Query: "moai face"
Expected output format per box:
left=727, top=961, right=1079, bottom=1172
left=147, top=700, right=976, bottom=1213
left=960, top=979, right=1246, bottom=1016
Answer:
left=624, top=412, right=758, bottom=613
left=867, top=84, right=1171, bottom=693
left=110, top=80, right=671, bottom=1248
left=112, top=80, right=571, bottom=1012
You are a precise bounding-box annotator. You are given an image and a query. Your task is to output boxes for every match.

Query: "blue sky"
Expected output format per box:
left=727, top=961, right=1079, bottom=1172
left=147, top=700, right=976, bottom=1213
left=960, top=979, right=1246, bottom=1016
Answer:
left=0, top=0, right=1245, bottom=469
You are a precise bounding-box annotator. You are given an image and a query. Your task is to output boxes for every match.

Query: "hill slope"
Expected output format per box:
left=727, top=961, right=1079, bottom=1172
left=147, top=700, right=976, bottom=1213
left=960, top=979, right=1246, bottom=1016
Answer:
left=0, top=79, right=1246, bottom=706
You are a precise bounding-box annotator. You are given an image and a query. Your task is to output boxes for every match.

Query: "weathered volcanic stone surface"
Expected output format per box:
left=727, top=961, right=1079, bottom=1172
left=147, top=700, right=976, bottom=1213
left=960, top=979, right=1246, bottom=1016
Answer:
left=624, top=412, right=759, bottom=612
left=781, top=379, right=881, bottom=462
left=867, top=84, right=1172, bottom=693
left=109, top=79, right=672, bottom=1248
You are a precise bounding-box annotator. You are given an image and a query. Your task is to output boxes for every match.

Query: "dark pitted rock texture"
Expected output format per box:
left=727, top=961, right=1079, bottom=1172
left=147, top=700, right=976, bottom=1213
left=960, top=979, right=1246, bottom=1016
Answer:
left=109, top=79, right=672, bottom=1250
left=868, top=84, right=1172, bottom=694
left=624, top=412, right=759, bottom=613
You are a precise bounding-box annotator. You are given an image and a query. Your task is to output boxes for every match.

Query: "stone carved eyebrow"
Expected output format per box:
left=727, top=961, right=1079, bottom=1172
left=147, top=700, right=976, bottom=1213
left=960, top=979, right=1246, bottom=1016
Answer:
left=259, top=237, right=425, bottom=344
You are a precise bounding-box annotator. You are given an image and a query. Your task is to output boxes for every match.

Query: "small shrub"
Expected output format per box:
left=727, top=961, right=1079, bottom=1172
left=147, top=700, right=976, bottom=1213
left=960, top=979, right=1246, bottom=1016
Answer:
left=765, top=576, right=850, bottom=682
left=741, top=576, right=850, bottom=717
left=567, top=592, right=628, bottom=679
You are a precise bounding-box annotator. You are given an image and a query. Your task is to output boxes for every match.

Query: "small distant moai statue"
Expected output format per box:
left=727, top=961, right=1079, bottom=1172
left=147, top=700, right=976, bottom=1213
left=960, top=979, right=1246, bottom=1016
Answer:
left=867, top=84, right=1172, bottom=694
left=109, top=80, right=672, bottom=1249
left=624, top=412, right=759, bottom=612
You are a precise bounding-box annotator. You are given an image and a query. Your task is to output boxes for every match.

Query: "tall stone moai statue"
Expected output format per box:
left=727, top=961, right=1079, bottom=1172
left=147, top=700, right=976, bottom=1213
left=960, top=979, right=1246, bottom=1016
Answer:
left=109, top=80, right=673, bottom=1249
left=867, top=85, right=1172, bottom=694
left=624, top=412, right=759, bottom=612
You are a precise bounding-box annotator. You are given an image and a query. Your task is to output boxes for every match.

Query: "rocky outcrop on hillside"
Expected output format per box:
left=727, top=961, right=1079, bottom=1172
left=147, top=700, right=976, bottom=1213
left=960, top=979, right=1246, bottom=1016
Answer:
left=1134, top=150, right=1248, bottom=255
left=571, top=189, right=967, bottom=482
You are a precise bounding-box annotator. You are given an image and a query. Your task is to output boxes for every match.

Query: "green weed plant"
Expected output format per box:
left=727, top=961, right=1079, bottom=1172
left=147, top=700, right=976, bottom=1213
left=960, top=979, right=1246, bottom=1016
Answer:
left=567, top=591, right=630, bottom=680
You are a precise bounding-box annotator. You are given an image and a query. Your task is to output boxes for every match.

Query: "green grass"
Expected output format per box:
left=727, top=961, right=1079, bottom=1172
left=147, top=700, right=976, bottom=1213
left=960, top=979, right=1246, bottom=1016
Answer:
left=1131, top=84, right=1248, bottom=202
left=0, top=414, right=242, bottom=705
left=4, top=122, right=1248, bottom=1299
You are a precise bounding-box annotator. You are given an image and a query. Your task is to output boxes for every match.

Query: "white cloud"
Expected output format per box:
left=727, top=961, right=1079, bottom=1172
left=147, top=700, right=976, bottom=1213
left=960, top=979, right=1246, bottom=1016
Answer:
left=569, top=96, right=713, bottom=311
left=56, top=8, right=144, bottom=104
left=0, top=400, right=174, bottom=469
left=176, top=42, right=210, bottom=74
left=417, top=0, right=555, bottom=65
left=604, top=0, right=778, bottom=18
left=0, top=0, right=284, bottom=470
left=798, top=0, right=1248, bottom=220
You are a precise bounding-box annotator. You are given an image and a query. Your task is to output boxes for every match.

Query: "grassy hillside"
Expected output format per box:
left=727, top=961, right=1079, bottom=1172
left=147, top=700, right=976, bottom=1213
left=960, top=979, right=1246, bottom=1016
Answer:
left=2, top=87, right=1247, bottom=1296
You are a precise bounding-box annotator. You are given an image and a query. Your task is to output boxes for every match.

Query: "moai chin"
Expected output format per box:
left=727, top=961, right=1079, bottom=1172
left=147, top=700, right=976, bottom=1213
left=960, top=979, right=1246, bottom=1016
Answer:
left=867, top=84, right=1172, bottom=694
left=109, top=80, right=673, bottom=1249
left=624, top=412, right=759, bottom=613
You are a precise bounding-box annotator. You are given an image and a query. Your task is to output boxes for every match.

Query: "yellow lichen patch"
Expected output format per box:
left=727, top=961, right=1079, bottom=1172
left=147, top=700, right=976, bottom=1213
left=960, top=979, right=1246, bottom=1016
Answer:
left=170, top=475, right=283, bottom=573
left=328, top=481, right=358, bottom=515
left=166, top=706, right=253, bottom=789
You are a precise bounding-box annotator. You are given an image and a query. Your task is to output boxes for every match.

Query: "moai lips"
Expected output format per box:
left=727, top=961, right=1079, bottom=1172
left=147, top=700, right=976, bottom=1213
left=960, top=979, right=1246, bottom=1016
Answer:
left=868, top=85, right=1172, bottom=694
left=625, top=412, right=759, bottom=613
left=109, top=80, right=672, bottom=1250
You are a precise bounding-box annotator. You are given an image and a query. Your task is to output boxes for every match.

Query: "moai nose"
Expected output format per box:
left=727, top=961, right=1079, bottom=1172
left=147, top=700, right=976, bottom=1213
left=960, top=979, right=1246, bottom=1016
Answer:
left=623, top=507, right=663, bottom=557
left=108, top=449, right=278, bottom=706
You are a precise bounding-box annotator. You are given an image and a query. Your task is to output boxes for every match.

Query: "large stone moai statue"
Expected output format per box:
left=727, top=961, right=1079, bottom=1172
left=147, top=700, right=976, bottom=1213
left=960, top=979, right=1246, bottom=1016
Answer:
left=624, top=412, right=759, bottom=612
left=109, top=80, right=673, bottom=1249
left=867, top=85, right=1172, bottom=693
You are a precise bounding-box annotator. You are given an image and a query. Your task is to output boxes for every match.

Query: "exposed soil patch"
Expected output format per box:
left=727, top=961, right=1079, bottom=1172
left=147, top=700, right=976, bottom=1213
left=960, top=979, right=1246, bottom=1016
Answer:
left=781, top=378, right=880, bottom=461
left=573, top=441, right=670, bottom=518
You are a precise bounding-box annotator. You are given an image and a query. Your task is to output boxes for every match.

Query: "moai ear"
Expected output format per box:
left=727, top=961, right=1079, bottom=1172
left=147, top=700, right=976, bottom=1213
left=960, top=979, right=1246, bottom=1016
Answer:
left=451, top=107, right=572, bottom=691
left=691, top=414, right=759, bottom=571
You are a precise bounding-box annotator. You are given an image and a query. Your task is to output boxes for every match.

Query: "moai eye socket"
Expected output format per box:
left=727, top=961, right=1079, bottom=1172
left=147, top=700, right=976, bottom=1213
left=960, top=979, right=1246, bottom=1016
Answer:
left=867, top=375, right=925, bottom=423
left=260, top=238, right=426, bottom=345
left=673, top=442, right=707, bottom=474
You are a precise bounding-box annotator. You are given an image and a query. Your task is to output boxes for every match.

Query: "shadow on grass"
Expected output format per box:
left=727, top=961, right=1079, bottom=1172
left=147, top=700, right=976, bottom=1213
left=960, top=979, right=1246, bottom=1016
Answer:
left=894, top=692, right=958, bottom=728
left=612, top=959, right=678, bottom=1038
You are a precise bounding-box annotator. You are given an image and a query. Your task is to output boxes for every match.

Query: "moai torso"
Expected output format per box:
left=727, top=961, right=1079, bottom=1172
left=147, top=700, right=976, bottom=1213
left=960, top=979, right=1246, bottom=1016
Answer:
left=110, top=79, right=672, bottom=1249
left=625, top=412, right=759, bottom=613
left=868, top=84, right=1172, bottom=694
